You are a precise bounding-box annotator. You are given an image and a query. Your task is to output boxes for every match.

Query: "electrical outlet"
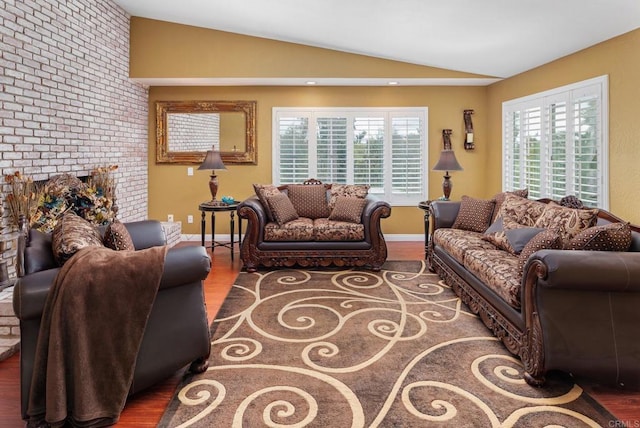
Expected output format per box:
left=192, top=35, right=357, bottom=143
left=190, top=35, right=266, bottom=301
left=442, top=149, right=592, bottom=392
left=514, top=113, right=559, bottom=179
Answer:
left=167, top=214, right=174, bottom=222
left=187, top=167, right=194, bottom=176
left=187, top=215, right=194, bottom=224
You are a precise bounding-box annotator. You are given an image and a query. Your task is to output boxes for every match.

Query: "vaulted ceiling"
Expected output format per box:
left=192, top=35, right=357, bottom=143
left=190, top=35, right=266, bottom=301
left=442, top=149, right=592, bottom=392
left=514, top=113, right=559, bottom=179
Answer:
left=114, top=0, right=640, bottom=79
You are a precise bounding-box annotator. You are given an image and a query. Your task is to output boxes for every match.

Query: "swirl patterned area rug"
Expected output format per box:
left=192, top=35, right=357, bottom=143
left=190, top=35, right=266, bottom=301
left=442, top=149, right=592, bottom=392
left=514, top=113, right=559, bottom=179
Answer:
left=159, top=261, right=616, bottom=427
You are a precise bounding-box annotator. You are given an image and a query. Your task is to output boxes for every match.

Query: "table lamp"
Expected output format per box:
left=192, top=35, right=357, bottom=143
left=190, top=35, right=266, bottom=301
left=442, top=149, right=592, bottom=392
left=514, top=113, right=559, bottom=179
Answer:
left=432, top=149, right=463, bottom=200
left=198, top=149, right=226, bottom=204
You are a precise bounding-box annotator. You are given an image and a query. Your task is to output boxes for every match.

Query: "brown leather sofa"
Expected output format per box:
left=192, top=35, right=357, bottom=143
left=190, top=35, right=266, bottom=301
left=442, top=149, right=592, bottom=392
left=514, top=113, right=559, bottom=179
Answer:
left=13, top=220, right=212, bottom=419
left=237, top=183, right=391, bottom=272
left=429, top=199, right=640, bottom=388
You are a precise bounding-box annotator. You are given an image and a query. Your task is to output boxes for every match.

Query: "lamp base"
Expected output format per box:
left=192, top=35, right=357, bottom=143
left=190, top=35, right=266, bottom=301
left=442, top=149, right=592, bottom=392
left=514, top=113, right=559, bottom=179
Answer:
left=208, top=172, right=219, bottom=203
left=442, top=172, right=453, bottom=200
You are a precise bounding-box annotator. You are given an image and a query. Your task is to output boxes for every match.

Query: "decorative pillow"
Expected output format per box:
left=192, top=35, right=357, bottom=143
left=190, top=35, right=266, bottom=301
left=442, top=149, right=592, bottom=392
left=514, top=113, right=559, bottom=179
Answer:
left=52, top=212, right=104, bottom=265
left=483, top=216, right=529, bottom=254
left=499, top=193, right=546, bottom=228
left=266, top=193, right=299, bottom=226
left=452, top=195, right=495, bottom=233
left=533, top=202, right=599, bottom=243
left=505, top=227, right=546, bottom=254
left=103, top=221, right=135, bottom=251
left=566, top=222, right=632, bottom=251
left=328, top=196, right=367, bottom=223
left=287, top=184, right=330, bottom=219
left=329, top=184, right=369, bottom=210
left=517, top=229, right=563, bottom=273
left=484, top=217, right=503, bottom=235
left=560, top=195, right=584, bottom=209
left=483, top=229, right=515, bottom=253
left=492, top=189, right=528, bottom=222
left=253, top=184, right=281, bottom=222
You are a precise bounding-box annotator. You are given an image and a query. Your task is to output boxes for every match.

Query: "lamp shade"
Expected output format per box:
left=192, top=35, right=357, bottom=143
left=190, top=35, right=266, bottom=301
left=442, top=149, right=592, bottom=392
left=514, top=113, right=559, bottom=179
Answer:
left=197, top=150, right=226, bottom=171
left=432, top=150, right=463, bottom=172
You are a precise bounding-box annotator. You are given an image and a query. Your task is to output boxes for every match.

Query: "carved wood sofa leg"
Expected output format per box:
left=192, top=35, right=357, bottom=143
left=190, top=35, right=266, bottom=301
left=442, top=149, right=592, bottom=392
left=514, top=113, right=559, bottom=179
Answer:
left=524, top=371, right=545, bottom=387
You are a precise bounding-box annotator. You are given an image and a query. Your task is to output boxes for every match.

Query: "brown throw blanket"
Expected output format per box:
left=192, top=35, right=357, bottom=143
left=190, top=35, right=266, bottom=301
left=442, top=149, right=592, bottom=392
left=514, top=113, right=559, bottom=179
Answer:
left=27, top=245, right=169, bottom=428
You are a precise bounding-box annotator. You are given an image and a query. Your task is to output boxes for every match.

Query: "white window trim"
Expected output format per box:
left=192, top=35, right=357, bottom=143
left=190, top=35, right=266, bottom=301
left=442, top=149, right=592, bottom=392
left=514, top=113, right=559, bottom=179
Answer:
left=502, top=75, right=609, bottom=208
left=272, top=107, right=429, bottom=206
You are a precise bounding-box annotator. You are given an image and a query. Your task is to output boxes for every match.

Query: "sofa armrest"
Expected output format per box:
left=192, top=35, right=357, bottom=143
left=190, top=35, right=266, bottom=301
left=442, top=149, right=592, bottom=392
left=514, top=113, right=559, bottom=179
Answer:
left=429, top=201, right=461, bottom=230
left=525, top=249, right=640, bottom=292
left=14, top=246, right=211, bottom=323
left=361, top=194, right=390, bottom=238
left=13, top=268, right=60, bottom=322
left=362, top=194, right=391, bottom=222
left=238, top=196, right=268, bottom=247
left=159, top=245, right=211, bottom=290
left=238, top=196, right=268, bottom=224
left=125, top=220, right=166, bottom=249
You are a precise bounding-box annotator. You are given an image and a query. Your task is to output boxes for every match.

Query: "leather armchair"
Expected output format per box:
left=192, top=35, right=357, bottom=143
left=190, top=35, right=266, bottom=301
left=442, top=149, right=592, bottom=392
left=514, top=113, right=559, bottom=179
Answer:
left=13, top=220, right=212, bottom=419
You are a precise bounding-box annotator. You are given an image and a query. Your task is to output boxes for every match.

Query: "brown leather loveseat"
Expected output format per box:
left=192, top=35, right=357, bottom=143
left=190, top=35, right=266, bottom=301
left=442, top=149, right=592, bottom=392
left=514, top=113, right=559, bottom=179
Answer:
left=428, top=193, right=640, bottom=388
left=13, top=220, right=212, bottom=420
left=238, top=180, right=391, bottom=271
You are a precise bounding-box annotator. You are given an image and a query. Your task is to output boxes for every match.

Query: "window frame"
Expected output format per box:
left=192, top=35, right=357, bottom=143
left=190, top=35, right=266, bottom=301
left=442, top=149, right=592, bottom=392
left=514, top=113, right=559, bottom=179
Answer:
left=502, top=75, right=609, bottom=209
left=272, top=107, right=429, bottom=206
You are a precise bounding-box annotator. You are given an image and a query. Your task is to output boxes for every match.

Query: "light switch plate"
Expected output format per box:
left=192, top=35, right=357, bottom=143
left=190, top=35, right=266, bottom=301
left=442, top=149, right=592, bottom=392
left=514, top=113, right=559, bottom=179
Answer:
left=187, top=215, right=194, bottom=224
left=187, top=167, right=194, bottom=176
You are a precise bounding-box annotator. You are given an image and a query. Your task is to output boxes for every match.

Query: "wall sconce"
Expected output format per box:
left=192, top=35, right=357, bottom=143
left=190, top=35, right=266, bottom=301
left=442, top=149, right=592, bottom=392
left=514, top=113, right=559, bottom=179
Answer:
left=463, top=109, right=475, bottom=150
left=432, top=129, right=463, bottom=200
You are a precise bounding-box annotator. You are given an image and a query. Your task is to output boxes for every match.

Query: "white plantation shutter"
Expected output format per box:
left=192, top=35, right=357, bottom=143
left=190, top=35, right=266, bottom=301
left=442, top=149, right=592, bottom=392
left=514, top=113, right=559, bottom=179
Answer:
left=273, top=108, right=428, bottom=205
left=545, top=99, right=569, bottom=200
left=353, top=116, right=385, bottom=191
left=503, top=111, right=522, bottom=190
left=278, top=116, right=309, bottom=183
left=572, top=92, right=601, bottom=206
left=502, top=76, right=608, bottom=208
left=522, top=106, right=542, bottom=199
left=391, top=116, right=423, bottom=196
left=316, top=117, right=348, bottom=183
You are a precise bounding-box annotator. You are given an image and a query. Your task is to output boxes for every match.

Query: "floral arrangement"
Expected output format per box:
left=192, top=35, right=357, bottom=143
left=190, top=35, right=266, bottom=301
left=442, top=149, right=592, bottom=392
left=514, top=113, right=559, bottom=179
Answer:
left=4, top=171, right=42, bottom=229
left=24, top=166, right=120, bottom=233
left=88, top=165, right=118, bottom=201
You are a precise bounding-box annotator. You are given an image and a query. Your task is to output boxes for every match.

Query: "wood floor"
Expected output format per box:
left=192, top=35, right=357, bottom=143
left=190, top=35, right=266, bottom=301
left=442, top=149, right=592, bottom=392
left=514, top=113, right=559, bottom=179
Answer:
left=1, top=241, right=638, bottom=427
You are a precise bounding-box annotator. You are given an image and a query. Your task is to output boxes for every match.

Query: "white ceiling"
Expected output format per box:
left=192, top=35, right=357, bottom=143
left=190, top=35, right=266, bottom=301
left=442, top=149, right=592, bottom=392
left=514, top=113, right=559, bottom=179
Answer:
left=113, top=0, right=640, bottom=79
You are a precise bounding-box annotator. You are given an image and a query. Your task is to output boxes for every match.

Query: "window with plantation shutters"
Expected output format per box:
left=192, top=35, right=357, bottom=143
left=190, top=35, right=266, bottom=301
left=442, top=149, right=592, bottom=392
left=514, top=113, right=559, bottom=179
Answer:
left=273, top=107, right=428, bottom=205
left=502, top=76, right=608, bottom=209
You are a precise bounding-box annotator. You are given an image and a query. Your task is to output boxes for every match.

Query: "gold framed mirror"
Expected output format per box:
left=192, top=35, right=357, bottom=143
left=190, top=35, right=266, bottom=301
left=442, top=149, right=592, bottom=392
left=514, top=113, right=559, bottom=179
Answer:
left=156, top=100, right=257, bottom=164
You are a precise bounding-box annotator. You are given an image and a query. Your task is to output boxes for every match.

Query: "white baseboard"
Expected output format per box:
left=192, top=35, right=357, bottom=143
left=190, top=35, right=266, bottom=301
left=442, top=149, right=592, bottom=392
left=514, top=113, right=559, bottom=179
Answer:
left=384, top=234, right=423, bottom=241
left=181, top=233, right=423, bottom=242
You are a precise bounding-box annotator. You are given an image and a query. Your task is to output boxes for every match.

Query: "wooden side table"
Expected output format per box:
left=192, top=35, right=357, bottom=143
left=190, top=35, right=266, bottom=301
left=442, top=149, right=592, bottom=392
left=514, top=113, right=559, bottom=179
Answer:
left=417, top=201, right=432, bottom=260
left=198, top=202, right=241, bottom=260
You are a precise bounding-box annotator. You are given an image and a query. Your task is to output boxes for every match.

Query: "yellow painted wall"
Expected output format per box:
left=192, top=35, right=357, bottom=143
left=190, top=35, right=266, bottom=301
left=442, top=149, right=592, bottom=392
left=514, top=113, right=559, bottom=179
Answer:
left=130, top=18, right=490, bottom=80
left=149, top=86, right=488, bottom=235
left=486, top=28, right=640, bottom=223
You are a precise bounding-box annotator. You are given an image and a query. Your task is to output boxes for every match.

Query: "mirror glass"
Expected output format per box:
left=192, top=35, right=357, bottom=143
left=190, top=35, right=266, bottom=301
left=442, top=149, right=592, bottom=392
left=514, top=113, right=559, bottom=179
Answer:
left=156, top=100, right=257, bottom=164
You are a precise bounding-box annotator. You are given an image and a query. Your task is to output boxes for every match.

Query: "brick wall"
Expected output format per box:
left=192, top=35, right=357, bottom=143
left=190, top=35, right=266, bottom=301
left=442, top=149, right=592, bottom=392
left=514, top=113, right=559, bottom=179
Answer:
left=0, top=0, right=149, bottom=222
